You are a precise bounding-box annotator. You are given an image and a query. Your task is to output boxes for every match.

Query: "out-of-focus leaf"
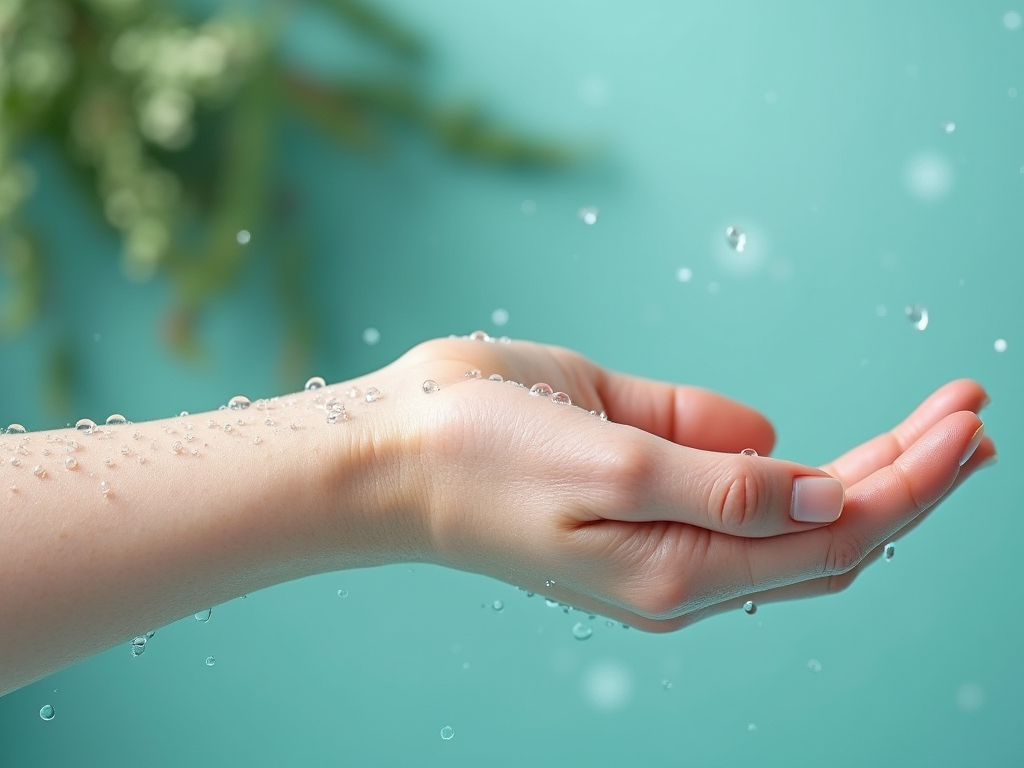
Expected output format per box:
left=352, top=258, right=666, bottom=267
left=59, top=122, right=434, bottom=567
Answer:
left=0, top=230, right=42, bottom=338
left=275, top=237, right=316, bottom=388
left=313, top=0, right=424, bottom=59
left=44, top=338, right=75, bottom=417
left=284, top=73, right=383, bottom=151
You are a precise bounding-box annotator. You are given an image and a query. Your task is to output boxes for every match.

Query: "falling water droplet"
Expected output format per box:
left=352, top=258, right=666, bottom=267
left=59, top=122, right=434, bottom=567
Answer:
left=492, top=600, right=504, bottom=611
left=725, top=226, right=747, bottom=252
left=747, top=723, right=757, bottom=732
left=205, top=656, right=216, bottom=667
left=491, top=308, right=509, bottom=326
left=305, top=376, right=326, bottom=391
left=551, top=392, right=572, bottom=406
left=662, top=679, right=673, bottom=690
left=884, top=542, right=895, bottom=562
left=905, top=305, right=929, bottom=331
left=99, top=481, right=111, bottom=496
left=807, top=659, right=822, bottom=673
left=75, top=418, right=97, bottom=434
left=440, top=726, right=455, bottom=741
left=362, top=327, right=380, bottom=345
left=64, top=456, right=78, bottom=470
left=5, top=424, right=27, bottom=435
left=422, top=380, right=440, bottom=394
left=488, top=374, right=503, bottom=382
left=578, top=206, right=599, bottom=225
left=743, top=600, right=757, bottom=615
left=195, top=608, right=212, bottom=622
left=171, top=442, right=182, bottom=454
left=740, top=448, right=758, bottom=457
left=994, top=338, right=1007, bottom=353
left=39, top=705, right=55, bottom=721
left=676, top=267, right=693, bottom=283
left=942, top=121, right=956, bottom=134
left=464, top=370, right=481, bottom=379
left=530, top=383, right=553, bottom=397
left=337, top=589, right=349, bottom=598
left=236, top=229, right=251, bottom=245
left=364, top=387, right=381, bottom=403
left=228, top=396, right=251, bottom=410
left=105, top=414, right=127, bottom=426
left=571, top=622, right=593, bottom=640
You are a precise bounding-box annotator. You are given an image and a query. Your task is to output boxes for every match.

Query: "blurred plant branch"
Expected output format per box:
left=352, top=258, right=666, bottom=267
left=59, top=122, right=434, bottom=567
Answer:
left=0, top=0, right=576, bottom=402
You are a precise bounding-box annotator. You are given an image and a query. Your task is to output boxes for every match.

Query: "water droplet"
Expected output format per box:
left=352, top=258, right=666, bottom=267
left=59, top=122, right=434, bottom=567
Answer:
left=740, top=448, right=758, bottom=457
left=326, top=408, right=347, bottom=424
left=105, top=414, right=127, bottom=426
left=41, top=449, right=51, bottom=456
left=131, top=636, right=147, bottom=657
left=206, top=420, right=216, bottom=429
left=99, top=481, right=111, bottom=496
left=120, top=444, right=131, bottom=455
left=364, top=387, right=381, bottom=403
left=464, top=370, right=481, bottom=379
left=337, top=589, right=349, bottom=598
left=185, top=433, right=194, bottom=443
left=223, top=424, right=233, bottom=432
left=228, top=396, right=251, bottom=410
left=994, top=338, right=1008, bottom=353
left=440, top=725, right=455, bottom=741
left=491, top=308, right=509, bottom=326
left=362, top=327, right=380, bottom=345
left=305, top=376, right=326, bottom=391
left=252, top=436, right=262, bottom=445
left=64, top=456, right=78, bottom=470
left=743, top=600, right=757, bottom=615
left=469, top=330, right=490, bottom=342
left=545, top=599, right=559, bottom=608
left=551, top=392, right=572, bottom=406
left=5, top=424, right=26, bottom=435
left=578, top=206, right=599, bottom=225
left=190, top=448, right=199, bottom=457
left=146, top=630, right=155, bottom=639
left=499, top=336, right=512, bottom=344
left=488, top=374, right=503, bottom=382
left=136, top=455, right=145, bottom=464
left=422, top=380, right=440, bottom=394
left=599, top=411, right=608, bottom=421
left=75, top=418, right=97, bottom=434
left=662, top=679, right=673, bottom=690
left=32, top=465, right=45, bottom=478
left=883, top=542, right=895, bottom=562
left=725, top=226, right=747, bottom=252
left=236, top=229, right=251, bottom=245
left=545, top=579, right=555, bottom=588
left=529, top=383, right=553, bottom=397
left=263, top=417, right=274, bottom=427
left=571, top=622, right=593, bottom=640
left=942, top=121, right=956, bottom=134
left=205, top=656, right=216, bottom=667
left=171, top=441, right=182, bottom=454
left=807, top=658, right=822, bottom=673
left=64, top=440, right=78, bottom=453
left=905, top=305, right=929, bottom=331
left=39, top=704, right=55, bottom=721
left=747, top=723, right=757, bottom=732
left=195, top=608, right=212, bottom=622
left=1004, top=10, right=1022, bottom=31
left=9, top=457, right=21, bottom=467
left=676, top=267, right=693, bottom=283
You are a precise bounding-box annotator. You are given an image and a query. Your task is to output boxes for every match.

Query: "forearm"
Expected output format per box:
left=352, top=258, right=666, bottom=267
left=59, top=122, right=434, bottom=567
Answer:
left=0, top=377, right=416, bottom=696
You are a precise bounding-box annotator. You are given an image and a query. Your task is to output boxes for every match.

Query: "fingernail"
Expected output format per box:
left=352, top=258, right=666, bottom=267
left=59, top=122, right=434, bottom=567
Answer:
left=959, top=423, right=984, bottom=467
left=790, top=476, right=845, bottom=523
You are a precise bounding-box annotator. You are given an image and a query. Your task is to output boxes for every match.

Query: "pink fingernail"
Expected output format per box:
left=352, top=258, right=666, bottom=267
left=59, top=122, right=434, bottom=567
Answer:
left=959, top=423, right=985, bottom=467
left=790, top=477, right=845, bottom=523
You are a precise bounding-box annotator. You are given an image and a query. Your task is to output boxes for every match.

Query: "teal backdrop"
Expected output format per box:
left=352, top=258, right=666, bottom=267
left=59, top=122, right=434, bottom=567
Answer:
left=2, top=1, right=1022, bottom=766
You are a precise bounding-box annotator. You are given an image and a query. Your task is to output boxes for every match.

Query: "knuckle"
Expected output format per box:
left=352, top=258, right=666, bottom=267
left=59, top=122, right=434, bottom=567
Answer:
left=602, top=443, right=656, bottom=512
left=708, top=468, right=762, bottom=531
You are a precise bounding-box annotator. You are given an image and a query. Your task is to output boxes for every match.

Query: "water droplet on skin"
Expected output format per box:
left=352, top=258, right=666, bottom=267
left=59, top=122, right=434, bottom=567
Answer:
left=464, top=370, right=481, bottom=379
left=469, top=330, right=490, bottom=342
left=530, top=383, right=553, bottom=397
left=41, top=449, right=50, bottom=456
left=99, top=481, right=111, bottom=496
left=344, top=387, right=360, bottom=399
left=905, top=305, right=929, bottom=330
left=75, top=418, right=97, bottom=434
left=725, top=226, right=747, bottom=252
left=228, top=396, right=251, bottom=410
left=131, top=636, right=147, bottom=657
left=236, top=230, right=251, bottom=245
left=5, top=424, right=26, bottom=435
left=185, top=434, right=194, bottom=443
left=120, top=444, right=131, bottom=455
left=205, top=656, right=216, bottom=667
left=488, top=374, right=503, bottom=382
left=884, top=542, right=895, bottom=562
left=133, top=431, right=142, bottom=440
left=264, top=417, right=274, bottom=427
left=571, top=622, right=593, bottom=640
left=9, top=457, right=21, bottom=467
left=662, top=679, right=673, bottom=690
left=807, top=659, right=822, bottom=673
left=64, top=456, right=78, bottom=470
left=105, top=414, right=127, bottom=426
left=305, top=376, right=326, bottom=391
left=599, top=411, right=608, bottom=421
left=39, top=705, right=55, bottom=721
left=440, top=726, right=455, bottom=741
left=364, top=387, right=381, bottom=403
left=64, top=440, right=78, bottom=453
left=190, top=448, right=199, bottom=457
left=994, top=338, right=1008, bottom=353
left=740, top=448, right=758, bottom=457
left=136, top=455, right=145, bottom=464
left=578, top=206, right=599, bottom=225
left=551, top=392, right=572, bottom=405
left=195, top=608, right=212, bottom=622
left=545, top=579, right=555, bottom=588
left=252, top=436, right=262, bottom=445
left=499, top=336, right=512, bottom=344
left=422, top=380, right=440, bottom=394
left=743, top=600, right=757, bottom=615
left=337, top=589, right=349, bottom=598
left=223, top=424, right=233, bottom=432
left=492, top=600, right=504, bottom=611
left=206, top=420, right=216, bottom=428
left=32, top=465, right=45, bottom=478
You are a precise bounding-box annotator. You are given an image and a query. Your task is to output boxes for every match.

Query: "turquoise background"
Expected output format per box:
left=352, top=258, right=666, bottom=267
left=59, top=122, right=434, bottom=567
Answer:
left=2, top=1, right=1022, bottom=765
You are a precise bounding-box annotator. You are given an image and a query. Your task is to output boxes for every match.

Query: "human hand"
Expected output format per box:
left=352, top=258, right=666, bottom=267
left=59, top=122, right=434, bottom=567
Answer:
left=382, top=334, right=994, bottom=630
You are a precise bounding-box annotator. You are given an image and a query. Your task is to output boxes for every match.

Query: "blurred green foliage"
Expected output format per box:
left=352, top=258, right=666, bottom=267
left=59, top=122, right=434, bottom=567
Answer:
left=0, top=0, right=573, bottom=397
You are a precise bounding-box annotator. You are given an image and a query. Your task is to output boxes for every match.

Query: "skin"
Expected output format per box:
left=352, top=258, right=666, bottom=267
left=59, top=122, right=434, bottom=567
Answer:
left=0, top=335, right=996, bottom=696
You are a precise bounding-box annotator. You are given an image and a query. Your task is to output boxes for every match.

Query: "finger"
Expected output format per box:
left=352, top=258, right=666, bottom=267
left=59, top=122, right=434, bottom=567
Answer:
left=594, top=367, right=776, bottom=454
left=735, top=410, right=984, bottom=594
left=820, top=379, right=987, bottom=487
